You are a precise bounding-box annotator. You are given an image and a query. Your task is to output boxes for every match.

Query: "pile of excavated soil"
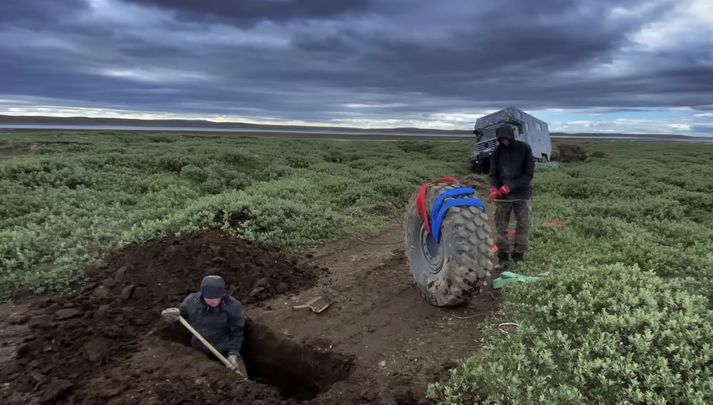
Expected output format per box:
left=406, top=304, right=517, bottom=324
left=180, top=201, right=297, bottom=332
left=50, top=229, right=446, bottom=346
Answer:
left=4, top=230, right=328, bottom=404
left=556, top=143, right=588, bottom=162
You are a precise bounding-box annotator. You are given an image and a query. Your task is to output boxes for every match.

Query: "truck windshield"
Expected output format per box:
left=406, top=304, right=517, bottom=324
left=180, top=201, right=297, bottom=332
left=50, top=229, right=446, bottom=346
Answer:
left=479, top=126, right=498, bottom=142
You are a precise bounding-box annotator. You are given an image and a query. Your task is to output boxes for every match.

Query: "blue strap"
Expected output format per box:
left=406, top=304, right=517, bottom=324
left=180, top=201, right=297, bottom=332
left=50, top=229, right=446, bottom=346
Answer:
left=432, top=198, right=486, bottom=243
left=431, top=187, right=476, bottom=221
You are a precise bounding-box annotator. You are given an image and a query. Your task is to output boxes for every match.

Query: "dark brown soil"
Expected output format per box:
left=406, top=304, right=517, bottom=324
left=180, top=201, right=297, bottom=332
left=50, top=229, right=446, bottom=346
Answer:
left=1, top=227, right=501, bottom=405
left=3, top=230, right=328, bottom=404
left=557, top=143, right=588, bottom=162
left=0, top=142, right=38, bottom=157
left=78, top=322, right=354, bottom=405
left=85, top=229, right=325, bottom=306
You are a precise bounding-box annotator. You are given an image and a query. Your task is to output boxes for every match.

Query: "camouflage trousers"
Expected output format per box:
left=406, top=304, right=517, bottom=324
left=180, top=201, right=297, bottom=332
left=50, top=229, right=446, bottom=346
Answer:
left=494, top=199, right=532, bottom=254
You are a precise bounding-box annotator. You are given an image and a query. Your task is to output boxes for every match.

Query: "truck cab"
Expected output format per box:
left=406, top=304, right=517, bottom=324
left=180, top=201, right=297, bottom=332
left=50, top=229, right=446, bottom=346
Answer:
left=470, top=107, right=551, bottom=172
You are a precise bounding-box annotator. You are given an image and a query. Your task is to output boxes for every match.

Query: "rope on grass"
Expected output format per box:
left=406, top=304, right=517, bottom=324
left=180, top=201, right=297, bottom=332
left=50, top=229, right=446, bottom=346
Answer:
left=498, top=322, right=519, bottom=333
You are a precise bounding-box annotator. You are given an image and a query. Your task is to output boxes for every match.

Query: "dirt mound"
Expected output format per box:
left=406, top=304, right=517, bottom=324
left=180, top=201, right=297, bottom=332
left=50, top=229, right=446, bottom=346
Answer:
left=87, top=229, right=324, bottom=306
left=556, top=144, right=588, bottom=162
left=5, top=230, right=328, bottom=404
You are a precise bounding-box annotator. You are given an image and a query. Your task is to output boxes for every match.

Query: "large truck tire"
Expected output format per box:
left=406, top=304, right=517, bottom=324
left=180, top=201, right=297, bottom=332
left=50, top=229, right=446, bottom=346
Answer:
left=404, top=183, right=494, bottom=306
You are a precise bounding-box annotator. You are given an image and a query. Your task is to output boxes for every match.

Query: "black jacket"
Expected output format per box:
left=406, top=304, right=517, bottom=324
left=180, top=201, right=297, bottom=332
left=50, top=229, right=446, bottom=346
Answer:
left=179, top=292, right=244, bottom=356
left=489, top=140, right=535, bottom=199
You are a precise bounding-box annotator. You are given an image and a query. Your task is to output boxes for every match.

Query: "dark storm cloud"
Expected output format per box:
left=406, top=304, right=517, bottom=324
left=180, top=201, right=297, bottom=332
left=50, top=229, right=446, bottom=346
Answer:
left=122, top=0, right=370, bottom=25
left=0, top=0, right=88, bottom=23
left=0, top=0, right=711, bottom=127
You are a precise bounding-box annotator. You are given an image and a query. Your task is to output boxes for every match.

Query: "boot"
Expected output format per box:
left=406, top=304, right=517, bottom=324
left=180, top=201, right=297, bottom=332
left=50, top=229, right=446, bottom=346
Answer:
left=511, top=252, right=524, bottom=262
left=497, top=252, right=510, bottom=266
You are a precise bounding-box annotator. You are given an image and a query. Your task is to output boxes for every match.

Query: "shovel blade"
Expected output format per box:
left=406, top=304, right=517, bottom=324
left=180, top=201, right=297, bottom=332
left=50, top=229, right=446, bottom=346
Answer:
left=292, top=295, right=333, bottom=313
left=308, top=296, right=332, bottom=313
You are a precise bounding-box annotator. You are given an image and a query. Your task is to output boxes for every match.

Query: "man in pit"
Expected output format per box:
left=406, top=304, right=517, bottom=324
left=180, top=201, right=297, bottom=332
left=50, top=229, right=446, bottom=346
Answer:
left=161, top=275, right=248, bottom=377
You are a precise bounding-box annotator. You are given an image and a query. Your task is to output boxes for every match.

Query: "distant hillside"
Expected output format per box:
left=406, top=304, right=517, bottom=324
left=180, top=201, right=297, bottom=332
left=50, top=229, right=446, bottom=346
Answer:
left=551, top=132, right=696, bottom=139
left=2, top=115, right=708, bottom=140
left=0, top=115, right=470, bottom=134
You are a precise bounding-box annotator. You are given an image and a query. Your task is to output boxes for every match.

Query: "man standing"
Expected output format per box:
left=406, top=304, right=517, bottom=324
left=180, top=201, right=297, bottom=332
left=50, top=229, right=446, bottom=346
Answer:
left=488, top=125, right=535, bottom=265
left=161, top=275, right=248, bottom=377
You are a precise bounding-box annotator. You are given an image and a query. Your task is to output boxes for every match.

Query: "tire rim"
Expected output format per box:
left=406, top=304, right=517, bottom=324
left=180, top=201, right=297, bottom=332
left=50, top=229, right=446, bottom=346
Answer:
left=419, top=224, right=444, bottom=274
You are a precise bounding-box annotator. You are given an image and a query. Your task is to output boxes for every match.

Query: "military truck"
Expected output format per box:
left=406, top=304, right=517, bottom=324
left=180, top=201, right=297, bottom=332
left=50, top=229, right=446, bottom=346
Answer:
left=470, top=107, right=551, bottom=172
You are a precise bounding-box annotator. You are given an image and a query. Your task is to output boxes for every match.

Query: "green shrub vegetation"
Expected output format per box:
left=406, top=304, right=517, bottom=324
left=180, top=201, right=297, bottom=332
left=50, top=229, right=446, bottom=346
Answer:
left=0, top=132, right=466, bottom=296
left=428, top=142, right=713, bottom=404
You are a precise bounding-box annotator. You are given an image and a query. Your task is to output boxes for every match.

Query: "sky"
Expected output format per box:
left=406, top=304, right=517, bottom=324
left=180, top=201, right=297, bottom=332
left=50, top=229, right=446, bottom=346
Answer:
left=1, top=0, right=712, bottom=134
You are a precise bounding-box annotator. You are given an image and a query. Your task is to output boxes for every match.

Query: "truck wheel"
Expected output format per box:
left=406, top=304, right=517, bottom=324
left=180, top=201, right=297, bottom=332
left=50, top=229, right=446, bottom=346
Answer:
left=404, top=183, right=494, bottom=306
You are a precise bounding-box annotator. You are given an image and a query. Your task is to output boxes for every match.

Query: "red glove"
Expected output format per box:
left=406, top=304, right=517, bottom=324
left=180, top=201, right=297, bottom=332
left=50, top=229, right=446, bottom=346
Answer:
left=499, top=185, right=511, bottom=196
left=488, top=188, right=502, bottom=202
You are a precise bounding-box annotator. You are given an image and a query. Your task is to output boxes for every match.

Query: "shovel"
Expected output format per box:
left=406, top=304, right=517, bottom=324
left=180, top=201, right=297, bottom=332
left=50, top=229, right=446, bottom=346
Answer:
left=178, top=316, right=248, bottom=380
left=292, top=295, right=332, bottom=313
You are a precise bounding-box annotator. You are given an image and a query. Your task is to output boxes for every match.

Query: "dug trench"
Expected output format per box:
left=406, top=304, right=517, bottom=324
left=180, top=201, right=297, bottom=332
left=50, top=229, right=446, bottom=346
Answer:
left=1, top=227, right=502, bottom=404
left=158, top=319, right=354, bottom=402
left=242, top=323, right=353, bottom=401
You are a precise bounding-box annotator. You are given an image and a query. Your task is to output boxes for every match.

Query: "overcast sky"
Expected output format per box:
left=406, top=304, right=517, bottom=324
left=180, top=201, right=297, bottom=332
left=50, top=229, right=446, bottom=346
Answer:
left=1, top=0, right=712, bottom=134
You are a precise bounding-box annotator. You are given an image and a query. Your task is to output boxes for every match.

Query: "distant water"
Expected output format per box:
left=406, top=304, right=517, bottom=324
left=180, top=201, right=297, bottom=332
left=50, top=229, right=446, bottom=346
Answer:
left=1, top=124, right=712, bottom=143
